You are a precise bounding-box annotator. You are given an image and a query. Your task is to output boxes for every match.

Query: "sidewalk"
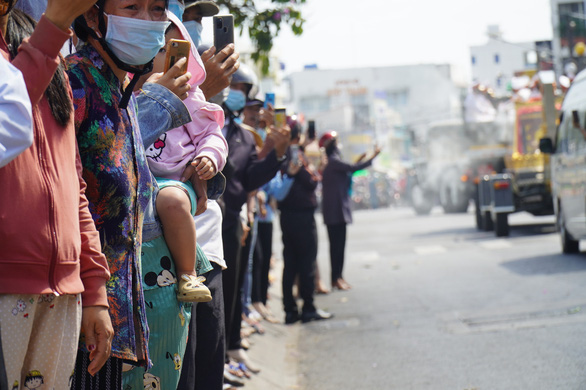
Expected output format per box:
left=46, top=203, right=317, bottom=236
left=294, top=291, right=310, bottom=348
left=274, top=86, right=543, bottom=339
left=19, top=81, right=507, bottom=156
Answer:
left=238, top=257, right=302, bottom=390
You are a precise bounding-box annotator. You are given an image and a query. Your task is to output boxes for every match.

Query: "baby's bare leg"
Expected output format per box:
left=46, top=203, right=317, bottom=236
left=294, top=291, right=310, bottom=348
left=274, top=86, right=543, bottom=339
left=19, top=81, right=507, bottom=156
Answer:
left=156, top=186, right=197, bottom=277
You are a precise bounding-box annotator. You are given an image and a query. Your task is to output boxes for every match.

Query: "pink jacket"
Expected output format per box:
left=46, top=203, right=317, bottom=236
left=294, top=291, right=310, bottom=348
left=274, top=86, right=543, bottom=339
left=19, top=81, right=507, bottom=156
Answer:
left=146, top=13, right=227, bottom=181
left=0, top=17, right=110, bottom=307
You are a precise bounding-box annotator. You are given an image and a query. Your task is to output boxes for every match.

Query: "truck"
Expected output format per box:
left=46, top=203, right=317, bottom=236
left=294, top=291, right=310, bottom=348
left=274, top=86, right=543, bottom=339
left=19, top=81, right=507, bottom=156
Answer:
left=475, top=71, right=561, bottom=237
left=409, top=119, right=508, bottom=216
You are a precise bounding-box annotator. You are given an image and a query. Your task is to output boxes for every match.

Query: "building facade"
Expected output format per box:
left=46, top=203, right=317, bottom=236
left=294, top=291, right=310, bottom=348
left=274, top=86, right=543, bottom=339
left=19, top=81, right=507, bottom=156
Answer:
left=283, top=64, right=464, bottom=172
left=551, top=0, right=586, bottom=77
left=469, top=25, right=549, bottom=97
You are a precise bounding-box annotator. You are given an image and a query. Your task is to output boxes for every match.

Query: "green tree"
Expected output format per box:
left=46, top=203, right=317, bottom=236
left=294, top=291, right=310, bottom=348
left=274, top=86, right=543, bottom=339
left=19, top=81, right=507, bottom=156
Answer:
left=216, top=0, right=306, bottom=75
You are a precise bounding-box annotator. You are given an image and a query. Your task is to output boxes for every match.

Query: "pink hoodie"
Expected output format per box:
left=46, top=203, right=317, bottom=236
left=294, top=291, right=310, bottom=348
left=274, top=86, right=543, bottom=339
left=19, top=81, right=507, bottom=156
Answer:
left=146, top=13, right=227, bottom=181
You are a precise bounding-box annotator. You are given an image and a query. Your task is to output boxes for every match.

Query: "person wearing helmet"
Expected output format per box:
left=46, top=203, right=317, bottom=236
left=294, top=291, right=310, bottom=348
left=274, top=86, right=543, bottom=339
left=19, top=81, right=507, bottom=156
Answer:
left=278, top=121, right=334, bottom=324
left=320, top=132, right=380, bottom=290
left=66, top=1, right=177, bottom=387
left=219, top=65, right=291, bottom=373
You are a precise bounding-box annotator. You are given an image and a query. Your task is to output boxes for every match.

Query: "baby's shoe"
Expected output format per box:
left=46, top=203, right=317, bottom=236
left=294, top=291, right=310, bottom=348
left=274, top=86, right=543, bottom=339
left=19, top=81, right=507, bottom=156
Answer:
left=177, top=274, right=212, bottom=303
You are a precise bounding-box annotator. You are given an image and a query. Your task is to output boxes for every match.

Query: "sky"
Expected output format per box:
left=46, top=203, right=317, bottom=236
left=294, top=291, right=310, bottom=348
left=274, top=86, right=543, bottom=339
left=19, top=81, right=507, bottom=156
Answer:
left=202, top=0, right=553, bottom=80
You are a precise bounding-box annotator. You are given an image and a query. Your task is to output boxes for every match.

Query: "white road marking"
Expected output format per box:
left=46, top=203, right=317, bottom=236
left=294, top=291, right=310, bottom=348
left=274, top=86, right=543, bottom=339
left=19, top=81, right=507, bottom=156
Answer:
left=352, top=251, right=380, bottom=262
left=414, top=245, right=447, bottom=255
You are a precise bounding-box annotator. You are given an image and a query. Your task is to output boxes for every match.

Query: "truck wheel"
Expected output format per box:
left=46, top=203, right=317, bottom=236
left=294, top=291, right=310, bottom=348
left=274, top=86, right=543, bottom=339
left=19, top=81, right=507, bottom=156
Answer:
left=439, top=176, right=469, bottom=214
left=483, top=211, right=494, bottom=231
left=558, top=211, right=579, bottom=254
left=495, top=213, right=509, bottom=237
left=411, top=184, right=433, bottom=216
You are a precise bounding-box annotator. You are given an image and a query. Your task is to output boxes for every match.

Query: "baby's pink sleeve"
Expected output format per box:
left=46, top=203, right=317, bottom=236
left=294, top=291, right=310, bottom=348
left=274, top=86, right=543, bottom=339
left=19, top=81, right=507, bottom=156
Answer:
left=186, top=87, right=228, bottom=172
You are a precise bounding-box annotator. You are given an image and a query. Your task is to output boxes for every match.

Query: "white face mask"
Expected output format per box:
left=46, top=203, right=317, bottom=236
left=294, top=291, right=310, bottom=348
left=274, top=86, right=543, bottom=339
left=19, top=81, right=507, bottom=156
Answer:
left=104, top=13, right=170, bottom=66
left=183, top=20, right=203, bottom=48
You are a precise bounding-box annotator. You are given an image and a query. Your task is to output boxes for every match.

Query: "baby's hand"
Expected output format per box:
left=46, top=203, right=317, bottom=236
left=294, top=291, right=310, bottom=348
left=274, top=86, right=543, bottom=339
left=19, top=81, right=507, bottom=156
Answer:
left=191, top=156, right=216, bottom=180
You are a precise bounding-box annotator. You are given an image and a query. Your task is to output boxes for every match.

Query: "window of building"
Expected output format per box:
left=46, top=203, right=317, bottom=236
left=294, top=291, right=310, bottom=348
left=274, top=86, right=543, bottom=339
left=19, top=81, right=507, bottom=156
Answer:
left=299, top=95, right=331, bottom=114
left=471, top=56, right=476, bottom=65
left=385, top=89, right=409, bottom=108
left=559, top=2, right=586, bottom=41
left=494, top=54, right=500, bottom=64
left=525, top=50, right=538, bottom=66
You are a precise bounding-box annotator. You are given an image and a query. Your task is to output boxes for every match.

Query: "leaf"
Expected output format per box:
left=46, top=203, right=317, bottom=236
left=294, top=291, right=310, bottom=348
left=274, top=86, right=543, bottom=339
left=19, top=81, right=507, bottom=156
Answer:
left=216, top=0, right=307, bottom=75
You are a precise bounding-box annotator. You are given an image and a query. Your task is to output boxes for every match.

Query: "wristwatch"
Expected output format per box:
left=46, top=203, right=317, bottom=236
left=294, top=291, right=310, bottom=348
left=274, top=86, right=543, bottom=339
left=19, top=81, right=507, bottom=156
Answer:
left=277, top=154, right=287, bottom=162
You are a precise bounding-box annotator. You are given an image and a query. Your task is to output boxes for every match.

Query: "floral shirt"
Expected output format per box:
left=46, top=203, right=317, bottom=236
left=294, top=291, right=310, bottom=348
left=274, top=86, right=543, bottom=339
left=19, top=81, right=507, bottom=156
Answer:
left=66, top=44, right=152, bottom=366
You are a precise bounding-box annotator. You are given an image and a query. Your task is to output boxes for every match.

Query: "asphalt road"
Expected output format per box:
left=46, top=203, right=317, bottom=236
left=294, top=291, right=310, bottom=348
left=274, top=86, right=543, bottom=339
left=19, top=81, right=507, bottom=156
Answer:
left=289, top=206, right=586, bottom=390
left=243, top=206, right=586, bottom=390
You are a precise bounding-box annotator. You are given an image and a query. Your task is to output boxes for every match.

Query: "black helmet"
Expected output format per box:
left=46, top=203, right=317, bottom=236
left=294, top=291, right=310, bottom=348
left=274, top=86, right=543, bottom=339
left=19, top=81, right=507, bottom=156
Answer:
left=231, top=62, right=259, bottom=99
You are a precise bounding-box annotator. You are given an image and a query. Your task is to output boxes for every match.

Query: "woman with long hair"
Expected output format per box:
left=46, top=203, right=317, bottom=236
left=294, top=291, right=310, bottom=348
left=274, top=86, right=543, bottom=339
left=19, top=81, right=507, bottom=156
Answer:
left=0, top=1, right=113, bottom=388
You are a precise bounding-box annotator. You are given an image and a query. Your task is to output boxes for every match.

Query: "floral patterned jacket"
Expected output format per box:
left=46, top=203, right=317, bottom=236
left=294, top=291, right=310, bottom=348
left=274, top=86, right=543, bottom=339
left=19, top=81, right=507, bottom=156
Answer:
left=66, top=44, right=152, bottom=366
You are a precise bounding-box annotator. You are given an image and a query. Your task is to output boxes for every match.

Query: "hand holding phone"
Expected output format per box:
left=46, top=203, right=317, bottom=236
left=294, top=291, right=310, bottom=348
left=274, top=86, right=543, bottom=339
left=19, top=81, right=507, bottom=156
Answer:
left=164, top=39, right=191, bottom=75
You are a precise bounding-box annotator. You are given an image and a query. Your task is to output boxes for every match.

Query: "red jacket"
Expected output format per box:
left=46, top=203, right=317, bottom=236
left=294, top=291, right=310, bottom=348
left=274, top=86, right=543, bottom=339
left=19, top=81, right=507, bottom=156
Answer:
left=0, top=16, right=110, bottom=307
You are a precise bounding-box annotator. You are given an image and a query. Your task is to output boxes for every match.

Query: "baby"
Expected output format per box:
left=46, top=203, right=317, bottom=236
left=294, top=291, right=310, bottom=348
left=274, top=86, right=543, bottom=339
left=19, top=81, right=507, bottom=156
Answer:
left=140, top=18, right=228, bottom=302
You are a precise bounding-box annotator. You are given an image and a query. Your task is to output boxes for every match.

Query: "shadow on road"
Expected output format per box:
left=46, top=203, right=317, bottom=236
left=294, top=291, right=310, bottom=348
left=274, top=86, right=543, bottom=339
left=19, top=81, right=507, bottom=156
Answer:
left=501, top=252, right=586, bottom=276
left=508, top=222, right=557, bottom=237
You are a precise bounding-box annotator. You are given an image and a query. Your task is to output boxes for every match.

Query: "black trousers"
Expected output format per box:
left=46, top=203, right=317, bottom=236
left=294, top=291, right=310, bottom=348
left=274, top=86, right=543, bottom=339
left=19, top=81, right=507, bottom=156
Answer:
left=71, top=351, right=123, bottom=390
left=252, top=221, right=273, bottom=305
left=280, top=210, right=317, bottom=314
left=177, top=262, right=225, bottom=390
left=221, top=220, right=247, bottom=351
left=327, top=222, right=347, bottom=284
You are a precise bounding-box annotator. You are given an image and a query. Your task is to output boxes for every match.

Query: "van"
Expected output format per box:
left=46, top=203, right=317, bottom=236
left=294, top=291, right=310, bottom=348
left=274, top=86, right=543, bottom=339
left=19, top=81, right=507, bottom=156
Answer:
left=545, top=70, right=586, bottom=253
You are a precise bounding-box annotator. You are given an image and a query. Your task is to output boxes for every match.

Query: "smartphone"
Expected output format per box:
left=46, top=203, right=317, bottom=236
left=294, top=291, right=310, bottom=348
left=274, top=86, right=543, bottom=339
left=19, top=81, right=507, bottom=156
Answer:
left=264, top=93, right=275, bottom=108
left=573, top=110, right=581, bottom=128
left=307, top=120, right=316, bottom=140
left=274, top=108, right=286, bottom=128
left=290, top=144, right=299, bottom=165
left=164, top=39, right=190, bottom=75
left=213, top=15, right=234, bottom=55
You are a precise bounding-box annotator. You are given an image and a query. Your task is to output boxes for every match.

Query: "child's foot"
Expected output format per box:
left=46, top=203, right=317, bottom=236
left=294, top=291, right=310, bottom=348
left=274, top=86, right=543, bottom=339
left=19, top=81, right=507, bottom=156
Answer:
left=177, top=274, right=212, bottom=302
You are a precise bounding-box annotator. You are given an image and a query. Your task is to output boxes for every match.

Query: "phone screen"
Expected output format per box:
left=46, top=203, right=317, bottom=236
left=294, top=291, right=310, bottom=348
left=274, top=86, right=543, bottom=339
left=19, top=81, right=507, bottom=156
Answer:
left=307, top=120, right=316, bottom=140
left=573, top=110, right=581, bottom=128
left=290, top=144, right=299, bottom=164
left=274, top=108, right=286, bottom=128
left=265, top=93, right=275, bottom=108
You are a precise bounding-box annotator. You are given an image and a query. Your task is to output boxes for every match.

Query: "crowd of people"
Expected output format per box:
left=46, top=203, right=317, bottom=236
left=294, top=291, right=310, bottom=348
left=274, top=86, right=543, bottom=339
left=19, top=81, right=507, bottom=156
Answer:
left=0, top=0, right=380, bottom=389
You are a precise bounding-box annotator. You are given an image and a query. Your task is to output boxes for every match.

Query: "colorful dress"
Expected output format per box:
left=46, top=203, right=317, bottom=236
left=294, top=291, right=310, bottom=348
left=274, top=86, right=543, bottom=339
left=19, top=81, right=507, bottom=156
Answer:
left=123, top=180, right=212, bottom=390
left=66, top=44, right=152, bottom=366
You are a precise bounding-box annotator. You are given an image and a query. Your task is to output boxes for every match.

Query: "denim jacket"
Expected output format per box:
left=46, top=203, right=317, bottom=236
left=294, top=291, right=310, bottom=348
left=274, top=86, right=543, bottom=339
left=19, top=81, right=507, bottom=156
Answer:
left=136, top=83, right=191, bottom=148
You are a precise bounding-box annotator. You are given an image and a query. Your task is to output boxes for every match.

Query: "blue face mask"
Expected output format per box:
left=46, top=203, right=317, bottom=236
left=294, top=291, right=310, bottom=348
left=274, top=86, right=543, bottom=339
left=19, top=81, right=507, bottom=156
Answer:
left=168, top=0, right=185, bottom=20
left=183, top=20, right=203, bottom=48
left=226, top=89, right=246, bottom=112
left=104, top=13, right=170, bottom=66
